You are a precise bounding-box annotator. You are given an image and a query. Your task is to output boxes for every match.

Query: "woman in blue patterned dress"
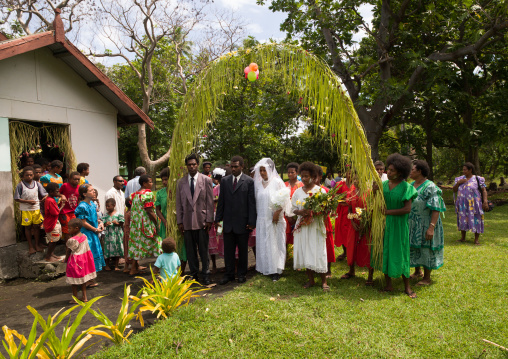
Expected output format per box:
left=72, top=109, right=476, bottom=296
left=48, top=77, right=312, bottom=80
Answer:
left=75, top=184, right=106, bottom=285
left=453, top=162, right=489, bottom=245
left=408, top=160, right=446, bottom=285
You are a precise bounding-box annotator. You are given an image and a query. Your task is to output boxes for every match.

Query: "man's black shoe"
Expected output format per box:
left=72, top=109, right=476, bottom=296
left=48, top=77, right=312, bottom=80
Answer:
left=220, top=277, right=232, bottom=285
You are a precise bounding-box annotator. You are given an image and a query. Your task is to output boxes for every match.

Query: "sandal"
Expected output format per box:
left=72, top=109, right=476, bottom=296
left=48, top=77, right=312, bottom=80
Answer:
left=340, top=273, right=355, bottom=279
left=322, top=284, right=330, bottom=291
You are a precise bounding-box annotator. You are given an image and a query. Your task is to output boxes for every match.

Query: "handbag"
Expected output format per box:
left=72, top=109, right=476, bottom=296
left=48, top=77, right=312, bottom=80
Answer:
left=476, top=176, right=494, bottom=212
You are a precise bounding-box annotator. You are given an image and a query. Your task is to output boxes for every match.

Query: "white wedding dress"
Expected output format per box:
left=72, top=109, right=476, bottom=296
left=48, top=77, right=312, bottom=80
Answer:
left=253, top=159, right=290, bottom=275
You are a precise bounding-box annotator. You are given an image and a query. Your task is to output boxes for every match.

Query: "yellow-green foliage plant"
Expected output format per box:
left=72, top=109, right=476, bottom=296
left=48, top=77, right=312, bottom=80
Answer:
left=166, top=43, right=386, bottom=269
left=1, top=320, right=55, bottom=359
left=131, top=267, right=209, bottom=320
left=81, top=285, right=156, bottom=344
left=26, top=297, right=102, bottom=359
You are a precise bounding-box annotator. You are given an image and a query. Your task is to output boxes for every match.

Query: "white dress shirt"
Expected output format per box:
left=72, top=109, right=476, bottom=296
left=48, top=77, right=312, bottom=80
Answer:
left=232, top=173, right=242, bottom=185
left=105, top=187, right=126, bottom=214
left=188, top=173, right=199, bottom=187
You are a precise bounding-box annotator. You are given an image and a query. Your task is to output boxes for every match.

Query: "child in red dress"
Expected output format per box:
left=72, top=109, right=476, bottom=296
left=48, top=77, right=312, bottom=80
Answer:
left=66, top=218, right=96, bottom=303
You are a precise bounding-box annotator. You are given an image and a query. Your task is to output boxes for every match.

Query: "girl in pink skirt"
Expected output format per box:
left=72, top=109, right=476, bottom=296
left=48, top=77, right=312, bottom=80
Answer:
left=66, top=218, right=96, bottom=303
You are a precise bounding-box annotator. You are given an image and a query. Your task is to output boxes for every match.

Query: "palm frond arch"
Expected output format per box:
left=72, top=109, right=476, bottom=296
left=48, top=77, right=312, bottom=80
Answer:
left=166, top=43, right=385, bottom=269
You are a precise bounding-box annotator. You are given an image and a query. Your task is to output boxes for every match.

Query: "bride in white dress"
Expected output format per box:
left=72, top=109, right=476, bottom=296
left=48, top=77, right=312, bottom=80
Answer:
left=253, top=158, right=291, bottom=281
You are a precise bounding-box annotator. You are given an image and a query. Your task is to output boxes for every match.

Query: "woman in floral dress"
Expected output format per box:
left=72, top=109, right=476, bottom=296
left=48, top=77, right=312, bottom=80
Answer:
left=409, top=160, right=446, bottom=285
left=453, top=162, right=489, bottom=245
left=128, top=175, right=161, bottom=275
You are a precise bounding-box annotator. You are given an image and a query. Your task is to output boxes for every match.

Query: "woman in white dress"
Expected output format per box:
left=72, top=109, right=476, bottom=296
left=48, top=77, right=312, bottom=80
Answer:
left=291, top=162, right=329, bottom=291
left=253, top=158, right=291, bottom=281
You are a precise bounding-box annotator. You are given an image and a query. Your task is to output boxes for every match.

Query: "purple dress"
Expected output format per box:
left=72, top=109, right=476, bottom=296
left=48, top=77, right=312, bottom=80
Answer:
left=454, top=175, right=485, bottom=233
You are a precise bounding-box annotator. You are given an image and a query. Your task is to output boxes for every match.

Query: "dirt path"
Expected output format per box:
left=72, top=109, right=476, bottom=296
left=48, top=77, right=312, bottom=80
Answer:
left=0, top=250, right=257, bottom=357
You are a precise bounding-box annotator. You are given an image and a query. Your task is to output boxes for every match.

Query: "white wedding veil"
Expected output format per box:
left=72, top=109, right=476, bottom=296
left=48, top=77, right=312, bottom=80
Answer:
left=253, top=158, right=280, bottom=188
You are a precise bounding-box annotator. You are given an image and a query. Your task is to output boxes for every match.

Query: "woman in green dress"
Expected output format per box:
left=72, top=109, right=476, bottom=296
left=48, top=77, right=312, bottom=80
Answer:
left=155, top=167, right=187, bottom=274
left=381, top=153, right=418, bottom=298
left=408, top=160, right=446, bottom=285
left=128, top=175, right=161, bottom=275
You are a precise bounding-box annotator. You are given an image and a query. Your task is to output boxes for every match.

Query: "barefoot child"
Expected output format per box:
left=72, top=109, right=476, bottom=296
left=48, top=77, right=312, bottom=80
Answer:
left=14, top=166, right=48, bottom=255
left=66, top=218, right=97, bottom=303
left=43, top=183, right=65, bottom=261
left=154, top=238, right=181, bottom=280
left=102, top=198, right=124, bottom=271
left=156, top=168, right=187, bottom=274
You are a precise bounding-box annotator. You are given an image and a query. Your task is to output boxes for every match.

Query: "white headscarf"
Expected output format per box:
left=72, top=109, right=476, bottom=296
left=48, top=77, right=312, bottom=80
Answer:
left=253, top=158, right=279, bottom=189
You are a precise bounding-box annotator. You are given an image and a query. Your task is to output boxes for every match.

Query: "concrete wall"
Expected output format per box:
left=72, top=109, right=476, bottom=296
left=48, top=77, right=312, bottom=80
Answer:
left=0, top=48, right=120, bottom=205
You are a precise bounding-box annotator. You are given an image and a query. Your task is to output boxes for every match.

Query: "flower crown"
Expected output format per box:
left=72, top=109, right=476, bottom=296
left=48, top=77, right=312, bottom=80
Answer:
left=212, top=168, right=226, bottom=177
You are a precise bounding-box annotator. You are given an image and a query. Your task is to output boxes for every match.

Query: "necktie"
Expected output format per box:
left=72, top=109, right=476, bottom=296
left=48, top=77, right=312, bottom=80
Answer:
left=190, top=177, right=195, bottom=198
left=233, top=177, right=237, bottom=190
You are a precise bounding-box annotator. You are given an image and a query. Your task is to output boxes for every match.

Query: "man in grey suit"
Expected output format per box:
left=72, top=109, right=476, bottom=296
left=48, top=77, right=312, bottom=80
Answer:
left=215, top=155, right=257, bottom=284
left=176, top=153, right=214, bottom=284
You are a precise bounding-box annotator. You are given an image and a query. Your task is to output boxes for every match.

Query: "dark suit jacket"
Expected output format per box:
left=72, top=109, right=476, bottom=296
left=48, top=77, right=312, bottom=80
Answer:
left=175, top=173, right=214, bottom=230
left=215, top=173, right=256, bottom=234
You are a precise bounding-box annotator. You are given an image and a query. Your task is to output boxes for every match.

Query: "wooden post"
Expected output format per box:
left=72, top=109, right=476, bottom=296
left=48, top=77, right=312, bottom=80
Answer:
left=53, top=8, right=65, bottom=43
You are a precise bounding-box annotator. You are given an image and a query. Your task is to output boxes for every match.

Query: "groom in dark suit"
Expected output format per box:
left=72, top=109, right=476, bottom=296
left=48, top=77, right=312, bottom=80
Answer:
left=215, top=155, right=256, bottom=284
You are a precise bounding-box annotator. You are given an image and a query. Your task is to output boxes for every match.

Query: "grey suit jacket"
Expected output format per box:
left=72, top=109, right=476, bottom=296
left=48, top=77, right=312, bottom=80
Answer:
left=175, top=173, right=214, bottom=231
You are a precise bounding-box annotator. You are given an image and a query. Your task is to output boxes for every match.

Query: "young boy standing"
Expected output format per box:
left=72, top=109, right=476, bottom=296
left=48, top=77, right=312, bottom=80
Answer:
left=14, top=166, right=48, bottom=254
left=44, top=182, right=66, bottom=262
left=77, top=163, right=90, bottom=186
left=59, top=172, right=81, bottom=241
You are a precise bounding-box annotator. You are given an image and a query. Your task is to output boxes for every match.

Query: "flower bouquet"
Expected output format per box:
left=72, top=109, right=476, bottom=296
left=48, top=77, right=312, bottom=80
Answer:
left=270, top=187, right=290, bottom=211
left=294, top=186, right=346, bottom=232
left=347, top=207, right=372, bottom=237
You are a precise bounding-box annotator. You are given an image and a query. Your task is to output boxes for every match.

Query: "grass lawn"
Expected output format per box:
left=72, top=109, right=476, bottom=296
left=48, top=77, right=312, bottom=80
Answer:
left=93, top=196, right=508, bottom=358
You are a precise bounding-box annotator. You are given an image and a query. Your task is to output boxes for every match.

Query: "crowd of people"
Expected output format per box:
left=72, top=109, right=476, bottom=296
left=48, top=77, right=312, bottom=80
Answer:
left=13, top=152, right=489, bottom=301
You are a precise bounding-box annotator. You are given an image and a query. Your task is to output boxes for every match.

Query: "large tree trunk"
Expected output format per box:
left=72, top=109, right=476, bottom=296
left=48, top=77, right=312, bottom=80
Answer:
left=357, top=106, right=383, bottom=161
left=424, top=103, right=434, bottom=180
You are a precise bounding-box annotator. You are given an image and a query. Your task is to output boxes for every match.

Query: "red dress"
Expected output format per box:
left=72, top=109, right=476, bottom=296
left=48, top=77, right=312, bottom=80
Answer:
left=284, top=181, right=303, bottom=244
left=321, top=186, right=336, bottom=263
left=66, top=233, right=97, bottom=285
left=334, top=181, right=350, bottom=247
left=346, top=190, right=371, bottom=268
